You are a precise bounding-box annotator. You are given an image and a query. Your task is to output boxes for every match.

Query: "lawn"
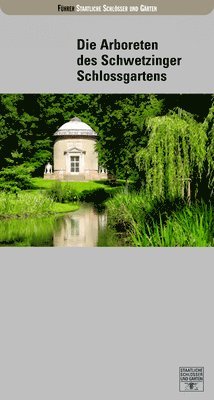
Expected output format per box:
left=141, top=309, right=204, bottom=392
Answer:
left=32, top=177, right=120, bottom=203
left=32, top=177, right=112, bottom=193
left=0, top=178, right=119, bottom=219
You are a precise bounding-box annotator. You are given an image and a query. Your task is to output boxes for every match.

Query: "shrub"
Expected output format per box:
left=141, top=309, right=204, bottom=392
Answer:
left=79, top=188, right=110, bottom=202
left=49, top=181, right=79, bottom=203
left=48, top=182, right=115, bottom=204
left=0, top=165, right=33, bottom=191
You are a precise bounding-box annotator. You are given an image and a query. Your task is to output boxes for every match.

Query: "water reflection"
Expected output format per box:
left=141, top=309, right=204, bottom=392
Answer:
left=0, top=204, right=110, bottom=247
left=54, top=206, right=107, bottom=247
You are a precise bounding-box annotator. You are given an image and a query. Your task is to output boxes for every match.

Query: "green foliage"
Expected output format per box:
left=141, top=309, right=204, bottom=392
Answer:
left=0, top=165, right=34, bottom=192
left=136, top=110, right=207, bottom=201
left=0, top=94, right=213, bottom=182
left=80, top=188, right=110, bottom=202
left=107, top=191, right=213, bottom=247
left=49, top=181, right=79, bottom=203
left=131, top=203, right=213, bottom=247
left=52, top=203, right=79, bottom=213
left=32, top=177, right=110, bottom=191
left=0, top=192, right=54, bottom=217
left=203, top=98, right=214, bottom=195
left=107, top=190, right=149, bottom=230
left=47, top=180, right=117, bottom=203
left=0, top=190, right=79, bottom=219
left=95, top=94, right=164, bottom=179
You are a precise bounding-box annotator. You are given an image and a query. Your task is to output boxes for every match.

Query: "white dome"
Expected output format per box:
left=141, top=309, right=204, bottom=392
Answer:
left=54, top=117, right=97, bottom=137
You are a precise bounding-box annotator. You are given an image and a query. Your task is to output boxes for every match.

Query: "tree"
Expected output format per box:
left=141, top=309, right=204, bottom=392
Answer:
left=0, top=94, right=212, bottom=183
left=136, top=109, right=207, bottom=201
left=95, top=94, right=164, bottom=180
left=0, top=165, right=33, bottom=192
left=203, top=97, right=214, bottom=197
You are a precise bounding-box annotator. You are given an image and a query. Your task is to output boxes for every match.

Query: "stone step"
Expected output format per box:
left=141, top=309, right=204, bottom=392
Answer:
left=62, top=174, right=86, bottom=181
left=44, top=172, right=108, bottom=182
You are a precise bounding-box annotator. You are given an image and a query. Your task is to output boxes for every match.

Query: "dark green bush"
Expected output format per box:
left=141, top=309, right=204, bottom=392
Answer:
left=0, top=165, right=33, bottom=191
left=49, top=182, right=79, bottom=203
left=79, top=188, right=110, bottom=202
left=49, top=183, right=113, bottom=204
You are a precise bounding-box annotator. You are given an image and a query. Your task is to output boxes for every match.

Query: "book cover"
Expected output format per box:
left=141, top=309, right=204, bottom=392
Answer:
left=0, top=1, right=213, bottom=399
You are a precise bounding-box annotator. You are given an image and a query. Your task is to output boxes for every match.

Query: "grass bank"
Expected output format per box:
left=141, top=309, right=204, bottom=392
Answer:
left=32, top=178, right=116, bottom=192
left=0, top=178, right=119, bottom=219
left=32, top=178, right=119, bottom=203
left=0, top=191, right=78, bottom=219
left=107, top=191, right=214, bottom=247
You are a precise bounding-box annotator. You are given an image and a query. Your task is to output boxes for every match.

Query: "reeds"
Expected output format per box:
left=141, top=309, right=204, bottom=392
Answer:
left=0, top=192, right=54, bottom=217
left=107, top=191, right=213, bottom=247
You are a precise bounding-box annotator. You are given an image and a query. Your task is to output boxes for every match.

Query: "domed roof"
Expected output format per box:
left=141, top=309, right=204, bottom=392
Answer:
left=54, top=117, right=97, bottom=137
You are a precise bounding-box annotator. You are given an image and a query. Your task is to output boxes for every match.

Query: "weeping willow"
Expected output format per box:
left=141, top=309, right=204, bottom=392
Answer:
left=136, top=109, right=207, bottom=201
left=203, top=100, right=214, bottom=195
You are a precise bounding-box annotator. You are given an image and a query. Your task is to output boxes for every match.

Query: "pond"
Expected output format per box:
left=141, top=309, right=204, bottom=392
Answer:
left=0, top=204, right=120, bottom=247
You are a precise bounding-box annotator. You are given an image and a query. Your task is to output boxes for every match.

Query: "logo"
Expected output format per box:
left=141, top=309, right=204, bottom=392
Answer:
left=179, top=367, right=204, bottom=392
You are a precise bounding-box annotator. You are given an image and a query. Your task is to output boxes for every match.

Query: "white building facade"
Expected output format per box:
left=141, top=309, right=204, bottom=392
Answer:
left=44, top=117, right=107, bottom=181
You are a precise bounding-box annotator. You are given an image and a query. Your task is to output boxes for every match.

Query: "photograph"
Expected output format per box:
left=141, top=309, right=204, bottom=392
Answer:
left=0, top=93, right=213, bottom=247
